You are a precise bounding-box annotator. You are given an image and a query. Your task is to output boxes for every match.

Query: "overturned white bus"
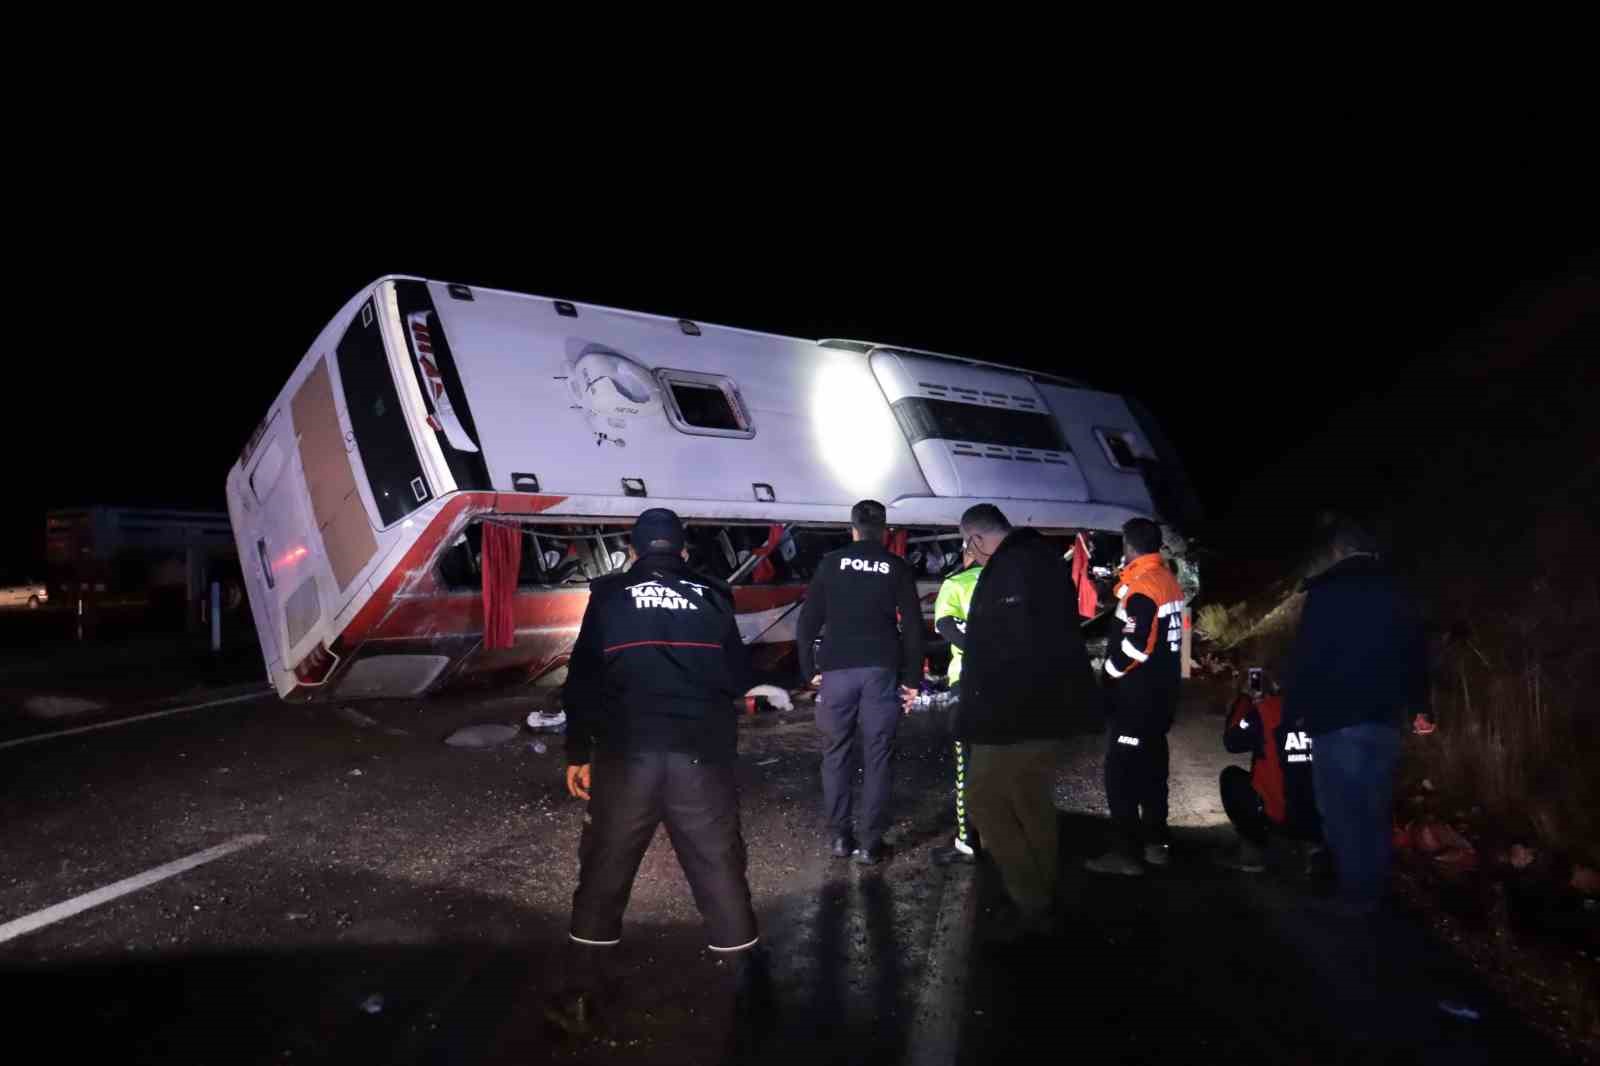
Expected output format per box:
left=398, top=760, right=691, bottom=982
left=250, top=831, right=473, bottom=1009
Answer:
left=225, top=276, right=1200, bottom=701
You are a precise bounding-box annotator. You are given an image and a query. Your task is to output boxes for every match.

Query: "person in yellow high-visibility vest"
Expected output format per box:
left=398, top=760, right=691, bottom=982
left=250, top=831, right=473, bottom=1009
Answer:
left=929, top=545, right=983, bottom=866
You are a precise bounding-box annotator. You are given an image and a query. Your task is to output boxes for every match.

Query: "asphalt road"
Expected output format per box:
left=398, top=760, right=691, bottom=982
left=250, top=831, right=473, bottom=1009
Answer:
left=0, top=675, right=1578, bottom=1065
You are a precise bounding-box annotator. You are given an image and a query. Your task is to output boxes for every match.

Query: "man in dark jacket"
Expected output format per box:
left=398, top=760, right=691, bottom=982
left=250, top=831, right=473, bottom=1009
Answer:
left=796, top=500, right=923, bottom=864
left=1286, top=517, right=1428, bottom=915
left=551, top=508, right=767, bottom=1032
left=956, top=504, right=1102, bottom=936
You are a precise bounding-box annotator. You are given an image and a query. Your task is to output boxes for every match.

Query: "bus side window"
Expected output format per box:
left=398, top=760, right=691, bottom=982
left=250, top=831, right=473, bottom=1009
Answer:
left=684, top=527, right=735, bottom=581
left=436, top=525, right=482, bottom=590
left=572, top=538, right=609, bottom=581
left=785, top=529, right=852, bottom=582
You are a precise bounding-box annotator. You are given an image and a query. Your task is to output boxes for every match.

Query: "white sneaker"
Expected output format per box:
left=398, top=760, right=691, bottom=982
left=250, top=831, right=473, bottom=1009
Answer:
left=525, top=710, right=567, bottom=731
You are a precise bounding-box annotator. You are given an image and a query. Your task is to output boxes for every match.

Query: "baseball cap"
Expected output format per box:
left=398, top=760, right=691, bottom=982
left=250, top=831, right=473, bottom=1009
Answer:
left=631, top=508, right=686, bottom=554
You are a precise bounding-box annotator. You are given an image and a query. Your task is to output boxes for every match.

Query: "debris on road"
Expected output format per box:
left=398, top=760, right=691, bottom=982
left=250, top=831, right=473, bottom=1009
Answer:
left=23, top=695, right=106, bottom=719
left=756, top=757, right=780, bottom=766
left=335, top=706, right=377, bottom=728
left=524, top=709, right=567, bottom=732
left=444, top=723, right=520, bottom=749
left=360, top=993, right=385, bottom=1015
left=1433, top=847, right=1479, bottom=872
left=1396, top=819, right=1473, bottom=855
left=347, top=769, right=363, bottom=777
left=743, top=684, right=794, bottom=711
left=528, top=740, right=548, bottom=754
left=1437, top=1000, right=1481, bottom=1021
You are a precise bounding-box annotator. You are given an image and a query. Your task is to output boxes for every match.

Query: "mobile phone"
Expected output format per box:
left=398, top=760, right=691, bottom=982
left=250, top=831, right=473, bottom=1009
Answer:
left=1247, top=668, right=1263, bottom=696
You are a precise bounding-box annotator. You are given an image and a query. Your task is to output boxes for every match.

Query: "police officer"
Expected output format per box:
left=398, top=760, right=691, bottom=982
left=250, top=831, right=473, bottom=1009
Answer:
left=549, top=508, right=768, bottom=1033
left=1085, top=517, right=1187, bottom=876
left=929, top=544, right=982, bottom=866
left=796, top=500, right=923, bottom=865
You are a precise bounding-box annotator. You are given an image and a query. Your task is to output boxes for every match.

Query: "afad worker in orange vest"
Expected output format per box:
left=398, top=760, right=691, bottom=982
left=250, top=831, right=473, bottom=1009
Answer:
left=1215, top=671, right=1323, bottom=874
left=1085, top=518, right=1186, bottom=877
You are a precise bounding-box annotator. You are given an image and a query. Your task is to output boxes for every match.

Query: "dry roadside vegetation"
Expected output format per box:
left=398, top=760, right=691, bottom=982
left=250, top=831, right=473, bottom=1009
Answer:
left=1193, top=277, right=1599, bottom=1058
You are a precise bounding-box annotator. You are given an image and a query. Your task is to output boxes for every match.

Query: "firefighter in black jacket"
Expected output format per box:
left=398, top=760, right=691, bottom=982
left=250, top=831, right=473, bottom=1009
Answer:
left=549, top=508, right=768, bottom=1033
left=795, top=500, right=923, bottom=865
left=1085, top=517, right=1187, bottom=877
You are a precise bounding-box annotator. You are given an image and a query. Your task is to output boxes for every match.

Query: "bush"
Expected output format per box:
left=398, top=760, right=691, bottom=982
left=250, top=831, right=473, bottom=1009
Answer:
left=1408, top=504, right=1600, bottom=866
left=1194, top=603, right=1236, bottom=644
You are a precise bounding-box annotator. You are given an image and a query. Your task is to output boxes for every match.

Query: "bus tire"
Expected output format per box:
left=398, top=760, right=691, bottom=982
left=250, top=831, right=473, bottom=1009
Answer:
left=27, top=595, right=40, bottom=609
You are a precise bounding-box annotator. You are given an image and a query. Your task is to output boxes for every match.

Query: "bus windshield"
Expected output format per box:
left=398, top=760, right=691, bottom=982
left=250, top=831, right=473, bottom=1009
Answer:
left=337, top=298, right=431, bottom=527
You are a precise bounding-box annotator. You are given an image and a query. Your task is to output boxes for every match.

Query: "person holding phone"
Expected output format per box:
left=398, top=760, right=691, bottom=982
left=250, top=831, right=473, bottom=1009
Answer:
left=1216, top=668, right=1322, bottom=873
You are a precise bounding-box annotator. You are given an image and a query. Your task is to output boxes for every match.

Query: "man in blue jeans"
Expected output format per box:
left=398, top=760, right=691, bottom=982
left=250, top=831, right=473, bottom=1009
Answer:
left=1285, top=517, right=1430, bottom=915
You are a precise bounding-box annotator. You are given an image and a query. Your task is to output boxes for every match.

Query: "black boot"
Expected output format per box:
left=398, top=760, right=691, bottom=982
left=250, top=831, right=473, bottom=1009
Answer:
left=852, top=840, right=889, bottom=865
left=830, top=833, right=856, bottom=858
left=545, top=938, right=611, bottom=1036
left=731, top=945, right=776, bottom=1040
left=930, top=842, right=977, bottom=866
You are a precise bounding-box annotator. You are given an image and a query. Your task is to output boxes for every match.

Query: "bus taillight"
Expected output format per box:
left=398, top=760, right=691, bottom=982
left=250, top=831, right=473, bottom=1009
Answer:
left=293, top=642, right=339, bottom=686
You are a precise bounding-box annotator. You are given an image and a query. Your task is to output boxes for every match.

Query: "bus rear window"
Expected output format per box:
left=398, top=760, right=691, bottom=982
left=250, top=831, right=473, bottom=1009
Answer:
left=337, top=298, right=430, bottom=527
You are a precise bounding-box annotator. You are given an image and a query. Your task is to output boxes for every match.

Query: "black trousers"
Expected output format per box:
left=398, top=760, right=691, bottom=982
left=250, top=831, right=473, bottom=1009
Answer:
left=1104, top=728, right=1170, bottom=850
left=569, top=750, right=758, bottom=952
left=1220, top=765, right=1272, bottom=846
left=816, top=666, right=900, bottom=846
left=1221, top=764, right=1322, bottom=846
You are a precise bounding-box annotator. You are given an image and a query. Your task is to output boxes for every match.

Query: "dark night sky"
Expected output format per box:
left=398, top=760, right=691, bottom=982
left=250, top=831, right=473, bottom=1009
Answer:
left=9, top=169, right=1595, bottom=572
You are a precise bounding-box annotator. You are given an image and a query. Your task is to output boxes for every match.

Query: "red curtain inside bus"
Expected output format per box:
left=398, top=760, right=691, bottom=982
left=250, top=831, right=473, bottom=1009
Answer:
left=1072, top=532, right=1098, bottom=618
left=750, top=523, right=783, bottom=583
left=482, top=523, right=522, bottom=649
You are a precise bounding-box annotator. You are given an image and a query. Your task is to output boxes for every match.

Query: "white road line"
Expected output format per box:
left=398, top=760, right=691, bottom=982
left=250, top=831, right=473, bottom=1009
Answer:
left=0, top=834, right=268, bottom=945
left=0, top=690, right=271, bottom=752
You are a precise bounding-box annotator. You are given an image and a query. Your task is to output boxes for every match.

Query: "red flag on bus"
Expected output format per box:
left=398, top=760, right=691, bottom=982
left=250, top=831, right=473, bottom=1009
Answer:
left=1072, top=533, right=1098, bottom=618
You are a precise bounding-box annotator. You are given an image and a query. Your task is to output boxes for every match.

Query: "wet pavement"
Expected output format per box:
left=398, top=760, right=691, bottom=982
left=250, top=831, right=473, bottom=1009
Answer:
left=0, top=670, right=1582, bottom=1065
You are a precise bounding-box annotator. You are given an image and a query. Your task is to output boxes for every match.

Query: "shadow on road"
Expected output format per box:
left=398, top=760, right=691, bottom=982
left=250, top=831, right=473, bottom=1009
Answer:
left=959, top=812, right=1578, bottom=1065
left=750, top=864, right=910, bottom=1066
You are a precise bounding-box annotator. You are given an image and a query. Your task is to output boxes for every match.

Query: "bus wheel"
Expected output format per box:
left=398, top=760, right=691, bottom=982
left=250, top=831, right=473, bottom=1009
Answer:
left=27, top=596, right=40, bottom=609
